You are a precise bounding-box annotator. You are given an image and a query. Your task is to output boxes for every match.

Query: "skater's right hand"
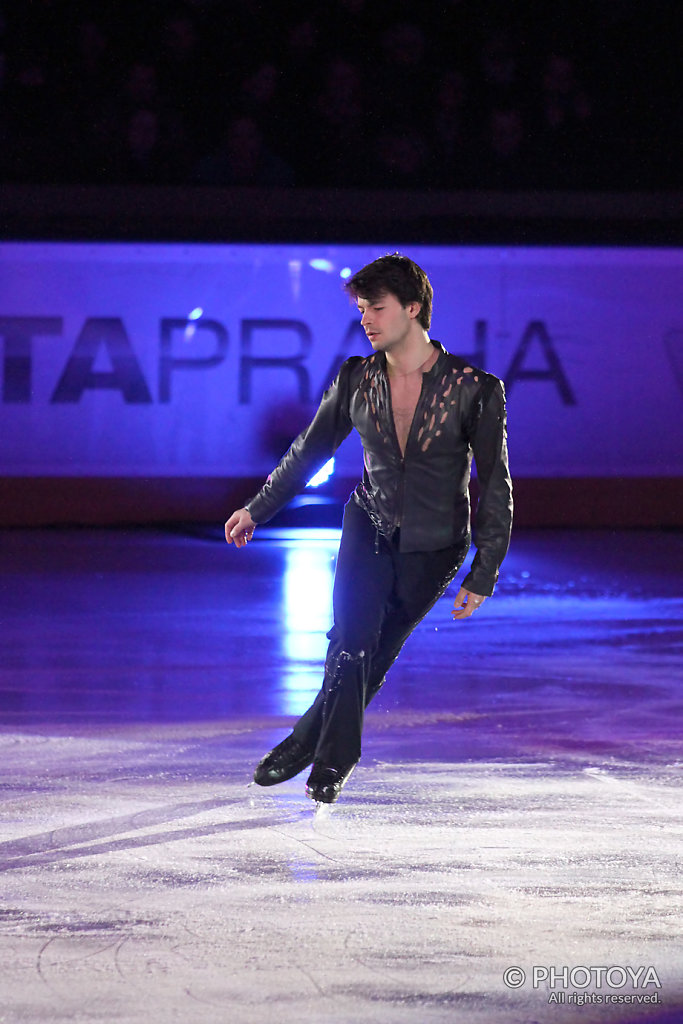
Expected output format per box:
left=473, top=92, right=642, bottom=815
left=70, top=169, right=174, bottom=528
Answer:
left=224, top=508, right=256, bottom=548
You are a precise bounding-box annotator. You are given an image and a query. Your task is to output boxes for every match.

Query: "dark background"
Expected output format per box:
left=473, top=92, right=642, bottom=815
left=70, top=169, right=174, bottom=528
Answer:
left=1, top=0, right=682, bottom=244
left=2, top=0, right=682, bottom=191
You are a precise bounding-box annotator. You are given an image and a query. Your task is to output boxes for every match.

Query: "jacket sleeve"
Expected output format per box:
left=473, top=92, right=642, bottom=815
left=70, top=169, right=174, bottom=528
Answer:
left=461, top=376, right=513, bottom=596
left=244, top=358, right=358, bottom=524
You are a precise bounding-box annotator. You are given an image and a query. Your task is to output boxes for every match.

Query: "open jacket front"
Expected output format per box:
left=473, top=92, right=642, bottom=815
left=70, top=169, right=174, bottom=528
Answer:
left=246, top=341, right=513, bottom=597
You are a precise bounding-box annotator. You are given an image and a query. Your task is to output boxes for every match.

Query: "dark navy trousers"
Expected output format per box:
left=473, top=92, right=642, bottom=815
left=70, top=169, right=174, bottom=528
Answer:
left=292, top=497, right=468, bottom=766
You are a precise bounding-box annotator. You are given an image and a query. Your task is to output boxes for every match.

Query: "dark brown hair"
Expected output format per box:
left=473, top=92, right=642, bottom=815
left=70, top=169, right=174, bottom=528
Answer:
left=344, top=252, right=433, bottom=330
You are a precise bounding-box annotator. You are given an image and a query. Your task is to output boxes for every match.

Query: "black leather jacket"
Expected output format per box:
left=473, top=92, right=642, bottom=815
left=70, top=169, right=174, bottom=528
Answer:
left=246, top=341, right=513, bottom=596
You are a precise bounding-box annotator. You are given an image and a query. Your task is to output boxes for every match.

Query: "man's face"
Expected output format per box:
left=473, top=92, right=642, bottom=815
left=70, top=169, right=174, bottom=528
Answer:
left=356, top=291, right=418, bottom=351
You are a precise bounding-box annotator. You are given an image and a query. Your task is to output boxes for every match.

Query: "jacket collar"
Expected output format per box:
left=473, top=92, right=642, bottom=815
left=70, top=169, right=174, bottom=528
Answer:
left=425, top=339, right=449, bottom=377
left=374, top=339, right=449, bottom=378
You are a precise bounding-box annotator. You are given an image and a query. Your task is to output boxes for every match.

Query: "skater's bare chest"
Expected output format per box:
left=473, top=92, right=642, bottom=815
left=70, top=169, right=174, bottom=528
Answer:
left=388, top=373, right=424, bottom=456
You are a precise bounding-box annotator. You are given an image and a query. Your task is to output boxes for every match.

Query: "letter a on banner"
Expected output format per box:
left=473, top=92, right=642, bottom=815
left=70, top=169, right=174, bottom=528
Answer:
left=505, top=320, right=576, bottom=405
left=318, top=320, right=366, bottom=396
left=52, top=318, right=152, bottom=403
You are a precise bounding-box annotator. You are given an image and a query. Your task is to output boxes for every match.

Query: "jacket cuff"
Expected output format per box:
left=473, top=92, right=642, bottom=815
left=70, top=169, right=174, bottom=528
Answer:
left=244, top=495, right=271, bottom=525
left=461, top=568, right=497, bottom=598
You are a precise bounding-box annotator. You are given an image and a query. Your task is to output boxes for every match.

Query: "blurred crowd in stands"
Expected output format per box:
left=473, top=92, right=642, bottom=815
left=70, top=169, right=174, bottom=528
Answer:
left=0, top=0, right=680, bottom=190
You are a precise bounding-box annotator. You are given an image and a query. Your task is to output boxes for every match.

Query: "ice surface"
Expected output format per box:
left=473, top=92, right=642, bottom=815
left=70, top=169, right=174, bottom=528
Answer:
left=0, top=527, right=681, bottom=1023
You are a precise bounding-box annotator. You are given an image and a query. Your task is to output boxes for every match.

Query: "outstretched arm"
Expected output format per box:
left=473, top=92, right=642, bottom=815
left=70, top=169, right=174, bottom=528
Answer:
left=245, top=358, right=357, bottom=526
left=224, top=507, right=256, bottom=548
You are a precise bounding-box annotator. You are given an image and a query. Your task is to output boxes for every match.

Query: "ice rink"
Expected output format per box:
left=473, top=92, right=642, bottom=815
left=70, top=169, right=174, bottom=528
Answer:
left=1, top=526, right=681, bottom=1024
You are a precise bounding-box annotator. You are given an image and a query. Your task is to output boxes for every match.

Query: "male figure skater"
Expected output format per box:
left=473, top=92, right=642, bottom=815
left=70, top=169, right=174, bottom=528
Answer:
left=225, top=253, right=512, bottom=804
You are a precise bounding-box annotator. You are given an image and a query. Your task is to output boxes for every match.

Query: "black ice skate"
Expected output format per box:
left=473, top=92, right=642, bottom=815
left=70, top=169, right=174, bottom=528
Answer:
left=253, top=735, right=313, bottom=786
left=305, top=762, right=356, bottom=804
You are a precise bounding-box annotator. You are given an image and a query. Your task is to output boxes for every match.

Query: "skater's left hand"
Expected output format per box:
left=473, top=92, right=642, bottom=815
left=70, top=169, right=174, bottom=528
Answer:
left=451, top=587, right=487, bottom=620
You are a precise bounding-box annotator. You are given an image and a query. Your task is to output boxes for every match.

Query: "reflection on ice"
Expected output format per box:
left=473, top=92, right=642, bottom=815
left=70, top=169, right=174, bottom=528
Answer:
left=280, top=533, right=337, bottom=715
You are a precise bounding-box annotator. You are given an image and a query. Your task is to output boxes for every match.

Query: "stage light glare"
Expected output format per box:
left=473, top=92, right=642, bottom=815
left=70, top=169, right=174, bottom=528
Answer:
left=306, top=457, right=335, bottom=488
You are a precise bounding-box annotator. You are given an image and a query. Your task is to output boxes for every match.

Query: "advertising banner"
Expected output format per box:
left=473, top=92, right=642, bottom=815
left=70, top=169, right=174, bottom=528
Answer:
left=1, top=242, right=681, bottom=478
